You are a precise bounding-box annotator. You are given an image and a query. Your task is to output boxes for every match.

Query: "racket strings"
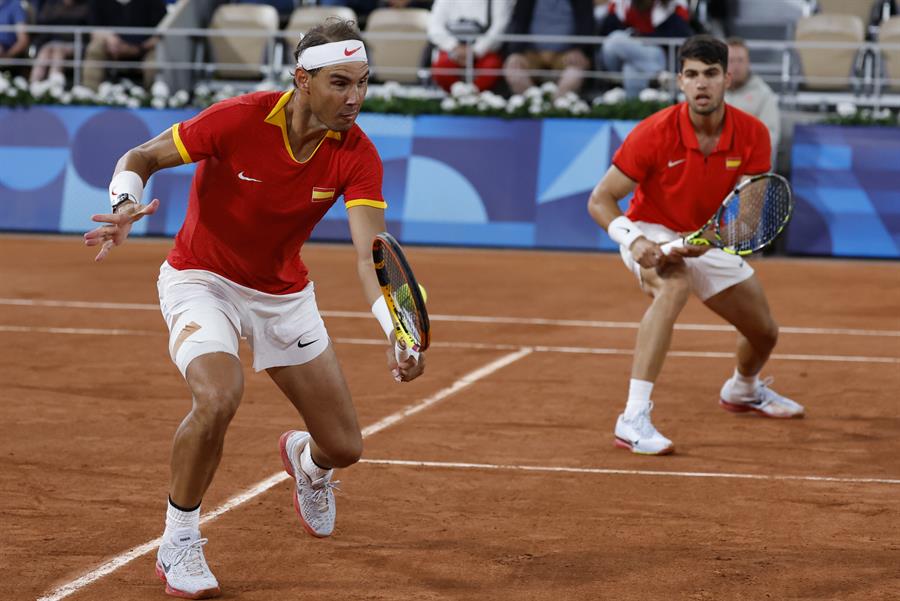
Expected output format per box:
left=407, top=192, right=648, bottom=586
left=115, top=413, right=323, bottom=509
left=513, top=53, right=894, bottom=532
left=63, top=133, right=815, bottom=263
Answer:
left=717, top=179, right=792, bottom=252
left=383, top=252, right=425, bottom=345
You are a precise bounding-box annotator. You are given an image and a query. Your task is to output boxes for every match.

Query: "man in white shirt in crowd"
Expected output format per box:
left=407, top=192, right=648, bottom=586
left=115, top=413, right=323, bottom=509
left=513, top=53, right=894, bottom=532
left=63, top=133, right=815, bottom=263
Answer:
left=725, top=37, right=781, bottom=167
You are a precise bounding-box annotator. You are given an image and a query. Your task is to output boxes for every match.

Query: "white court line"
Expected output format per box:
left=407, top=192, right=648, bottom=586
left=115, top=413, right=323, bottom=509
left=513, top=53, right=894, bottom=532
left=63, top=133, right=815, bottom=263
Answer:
left=2, top=297, right=897, bottom=338
left=36, top=348, right=531, bottom=601
left=3, top=326, right=897, bottom=364
left=360, top=458, right=900, bottom=486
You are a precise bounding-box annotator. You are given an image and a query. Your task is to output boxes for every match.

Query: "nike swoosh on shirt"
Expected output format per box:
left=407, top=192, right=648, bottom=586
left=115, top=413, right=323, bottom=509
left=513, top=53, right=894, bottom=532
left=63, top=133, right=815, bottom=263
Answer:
left=667, top=159, right=686, bottom=168
left=344, top=46, right=362, bottom=56
left=238, top=171, right=262, bottom=182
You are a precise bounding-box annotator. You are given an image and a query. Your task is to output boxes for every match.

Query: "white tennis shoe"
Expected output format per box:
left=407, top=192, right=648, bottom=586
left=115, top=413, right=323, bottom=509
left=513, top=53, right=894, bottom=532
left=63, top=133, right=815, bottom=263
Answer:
left=719, top=376, right=805, bottom=418
left=279, top=430, right=338, bottom=537
left=156, top=529, right=221, bottom=599
left=614, top=403, right=674, bottom=455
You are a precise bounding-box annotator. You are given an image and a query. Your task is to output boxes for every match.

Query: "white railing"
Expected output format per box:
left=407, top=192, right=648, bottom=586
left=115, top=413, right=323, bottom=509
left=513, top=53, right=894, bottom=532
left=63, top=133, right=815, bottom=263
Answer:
left=2, top=24, right=900, bottom=107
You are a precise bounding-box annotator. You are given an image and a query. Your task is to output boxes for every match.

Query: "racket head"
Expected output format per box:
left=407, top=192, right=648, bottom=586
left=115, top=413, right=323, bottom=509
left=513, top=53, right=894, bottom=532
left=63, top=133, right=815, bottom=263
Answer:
left=371, top=232, right=430, bottom=352
left=713, top=173, right=793, bottom=255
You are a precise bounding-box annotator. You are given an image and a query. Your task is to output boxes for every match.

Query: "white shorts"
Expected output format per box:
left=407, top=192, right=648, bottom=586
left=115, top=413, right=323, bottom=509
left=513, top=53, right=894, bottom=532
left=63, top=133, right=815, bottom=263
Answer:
left=157, top=262, right=330, bottom=376
left=619, top=221, right=755, bottom=301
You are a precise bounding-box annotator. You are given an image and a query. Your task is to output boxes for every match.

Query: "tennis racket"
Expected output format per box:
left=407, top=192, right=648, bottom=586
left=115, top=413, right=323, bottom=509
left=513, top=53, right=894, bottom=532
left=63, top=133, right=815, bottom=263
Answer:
left=372, top=232, right=430, bottom=359
left=662, top=173, right=793, bottom=256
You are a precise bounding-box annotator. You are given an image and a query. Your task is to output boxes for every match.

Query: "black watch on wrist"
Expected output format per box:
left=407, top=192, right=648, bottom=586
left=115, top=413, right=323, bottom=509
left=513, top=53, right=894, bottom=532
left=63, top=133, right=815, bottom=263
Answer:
left=112, top=193, right=137, bottom=214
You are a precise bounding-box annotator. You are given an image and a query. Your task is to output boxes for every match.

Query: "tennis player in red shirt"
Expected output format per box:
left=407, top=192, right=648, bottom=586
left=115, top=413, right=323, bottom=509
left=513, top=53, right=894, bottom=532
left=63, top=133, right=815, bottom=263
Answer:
left=83, top=20, right=424, bottom=599
left=588, top=35, right=803, bottom=457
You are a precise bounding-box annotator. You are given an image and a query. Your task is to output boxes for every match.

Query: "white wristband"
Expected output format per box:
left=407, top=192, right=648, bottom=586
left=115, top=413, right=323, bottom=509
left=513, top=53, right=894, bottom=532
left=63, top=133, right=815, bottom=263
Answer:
left=607, top=215, right=645, bottom=249
left=109, top=170, right=144, bottom=210
left=371, top=295, right=394, bottom=340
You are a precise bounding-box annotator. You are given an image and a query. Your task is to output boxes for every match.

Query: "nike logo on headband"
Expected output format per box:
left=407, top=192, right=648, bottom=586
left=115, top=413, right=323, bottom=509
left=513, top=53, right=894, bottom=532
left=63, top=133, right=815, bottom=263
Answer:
left=344, top=46, right=362, bottom=56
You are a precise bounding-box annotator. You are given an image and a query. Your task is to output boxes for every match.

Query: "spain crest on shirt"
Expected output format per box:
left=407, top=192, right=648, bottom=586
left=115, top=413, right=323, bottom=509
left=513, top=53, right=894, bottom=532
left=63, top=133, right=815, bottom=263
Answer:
left=312, top=187, right=335, bottom=202
left=725, top=157, right=742, bottom=170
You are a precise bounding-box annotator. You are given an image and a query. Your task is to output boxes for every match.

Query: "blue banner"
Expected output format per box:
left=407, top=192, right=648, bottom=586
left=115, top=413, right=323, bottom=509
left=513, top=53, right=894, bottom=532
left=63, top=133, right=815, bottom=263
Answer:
left=789, top=125, right=900, bottom=258
left=2, top=106, right=898, bottom=258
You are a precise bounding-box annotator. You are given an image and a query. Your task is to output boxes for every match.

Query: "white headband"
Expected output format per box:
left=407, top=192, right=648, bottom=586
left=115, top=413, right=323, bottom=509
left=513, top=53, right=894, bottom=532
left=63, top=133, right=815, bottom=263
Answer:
left=298, top=40, right=368, bottom=70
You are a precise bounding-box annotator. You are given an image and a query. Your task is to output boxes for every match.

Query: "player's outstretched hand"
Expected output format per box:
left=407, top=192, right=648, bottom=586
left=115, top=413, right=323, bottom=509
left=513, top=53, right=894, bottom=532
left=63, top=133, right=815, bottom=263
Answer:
left=83, top=199, right=160, bottom=262
left=386, top=337, right=426, bottom=383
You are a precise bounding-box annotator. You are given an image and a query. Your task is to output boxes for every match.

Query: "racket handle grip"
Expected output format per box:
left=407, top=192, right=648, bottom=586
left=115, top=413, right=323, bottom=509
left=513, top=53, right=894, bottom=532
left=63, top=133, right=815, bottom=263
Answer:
left=660, top=238, right=684, bottom=255
left=394, top=341, right=419, bottom=364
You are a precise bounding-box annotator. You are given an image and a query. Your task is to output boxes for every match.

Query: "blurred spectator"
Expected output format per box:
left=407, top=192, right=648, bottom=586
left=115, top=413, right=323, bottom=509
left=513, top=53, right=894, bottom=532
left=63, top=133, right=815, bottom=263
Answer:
left=725, top=37, right=780, bottom=164
left=0, top=0, right=30, bottom=61
left=503, top=0, right=593, bottom=97
left=427, top=0, right=511, bottom=92
left=381, top=0, right=431, bottom=8
left=598, top=0, right=692, bottom=98
left=29, top=0, right=90, bottom=83
left=82, top=0, right=166, bottom=90
left=315, top=0, right=430, bottom=28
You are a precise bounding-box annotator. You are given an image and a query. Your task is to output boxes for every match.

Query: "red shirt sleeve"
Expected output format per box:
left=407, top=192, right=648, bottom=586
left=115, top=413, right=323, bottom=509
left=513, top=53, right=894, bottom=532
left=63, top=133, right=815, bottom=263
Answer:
left=612, top=121, right=655, bottom=183
left=342, top=137, right=386, bottom=209
left=744, top=118, right=772, bottom=175
left=172, top=100, right=242, bottom=164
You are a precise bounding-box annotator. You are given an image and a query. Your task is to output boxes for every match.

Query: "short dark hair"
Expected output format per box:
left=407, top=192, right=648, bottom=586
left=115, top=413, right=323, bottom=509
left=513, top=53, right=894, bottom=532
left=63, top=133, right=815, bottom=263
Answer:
left=293, top=18, right=364, bottom=76
left=678, top=34, right=728, bottom=72
left=725, top=36, right=748, bottom=50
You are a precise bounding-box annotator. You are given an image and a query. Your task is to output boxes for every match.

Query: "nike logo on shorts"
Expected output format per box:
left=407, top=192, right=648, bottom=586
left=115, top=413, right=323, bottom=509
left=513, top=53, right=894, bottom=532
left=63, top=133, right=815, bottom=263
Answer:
left=238, top=171, right=262, bottom=182
left=667, top=159, right=686, bottom=168
left=297, top=338, right=319, bottom=348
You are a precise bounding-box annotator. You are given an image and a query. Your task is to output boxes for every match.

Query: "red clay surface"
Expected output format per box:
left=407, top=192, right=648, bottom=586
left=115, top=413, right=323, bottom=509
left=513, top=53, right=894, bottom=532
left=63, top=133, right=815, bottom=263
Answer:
left=1, top=235, right=899, bottom=601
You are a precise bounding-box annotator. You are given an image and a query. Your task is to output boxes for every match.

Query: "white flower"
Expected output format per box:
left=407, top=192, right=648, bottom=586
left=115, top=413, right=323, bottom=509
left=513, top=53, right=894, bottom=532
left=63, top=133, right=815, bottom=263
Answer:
left=528, top=103, right=542, bottom=115
left=60, top=92, right=73, bottom=105
left=488, top=94, right=506, bottom=110
left=49, top=85, right=65, bottom=99
left=553, top=96, right=572, bottom=110
left=638, top=88, right=662, bottom=102
left=129, top=86, right=147, bottom=98
left=450, top=80, right=474, bottom=98
left=194, top=84, right=211, bottom=98
left=873, top=107, right=891, bottom=120
left=458, top=94, right=478, bottom=106
left=440, top=97, right=458, bottom=111
left=150, top=80, right=170, bottom=98
left=13, top=76, right=27, bottom=90
left=507, top=94, right=525, bottom=110
left=572, top=100, right=590, bottom=114
left=601, top=87, right=626, bottom=105
left=523, top=86, right=542, bottom=100
left=540, top=81, right=558, bottom=96
left=126, top=97, right=141, bottom=109
left=48, top=71, right=66, bottom=87
left=29, top=80, right=50, bottom=97
left=835, top=101, right=857, bottom=117
left=98, top=82, right=113, bottom=98
left=0, top=76, right=8, bottom=94
left=71, top=86, right=94, bottom=101
left=151, top=97, right=166, bottom=109
left=174, top=89, right=189, bottom=104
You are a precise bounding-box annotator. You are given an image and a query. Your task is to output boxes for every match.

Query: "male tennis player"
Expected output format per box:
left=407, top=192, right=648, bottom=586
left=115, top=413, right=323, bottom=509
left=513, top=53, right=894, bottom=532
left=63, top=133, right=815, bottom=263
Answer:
left=83, top=19, right=425, bottom=598
left=587, top=34, right=803, bottom=456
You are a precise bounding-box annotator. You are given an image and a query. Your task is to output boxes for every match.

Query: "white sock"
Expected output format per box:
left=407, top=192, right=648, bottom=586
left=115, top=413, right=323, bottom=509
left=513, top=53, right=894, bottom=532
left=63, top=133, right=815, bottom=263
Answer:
left=300, top=442, right=331, bottom=480
left=729, top=368, right=759, bottom=398
left=164, top=498, right=200, bottom=543
left=624, top=378, right=654, bottom=419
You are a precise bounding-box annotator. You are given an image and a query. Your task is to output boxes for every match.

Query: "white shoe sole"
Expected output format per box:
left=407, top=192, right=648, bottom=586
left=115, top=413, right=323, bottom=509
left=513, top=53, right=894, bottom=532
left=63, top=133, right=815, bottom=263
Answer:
left=614, top=436, right=674, bottom=455
left=155, top=562, right=221, bottom=599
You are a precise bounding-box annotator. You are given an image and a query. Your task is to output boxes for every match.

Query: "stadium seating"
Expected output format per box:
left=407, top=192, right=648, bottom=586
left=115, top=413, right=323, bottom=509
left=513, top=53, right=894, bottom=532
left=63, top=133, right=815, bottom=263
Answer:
left=363, top=7, right=430, bottom=84
left=879, top=16, right=900, bottom=89
left=283, top=5, right=358, bottom=58
left=207, top=3, right=280, bottom=80
left=794, top=14, right=866, bottom=90
left=815, top=0, right=875, bottom=25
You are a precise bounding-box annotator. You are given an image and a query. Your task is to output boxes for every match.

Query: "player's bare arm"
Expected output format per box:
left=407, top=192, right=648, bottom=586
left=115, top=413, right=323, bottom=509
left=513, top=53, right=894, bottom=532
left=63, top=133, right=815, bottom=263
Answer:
left=347, top=205, right=426, bottom=382
left=83, top=129, right=185, bottom=262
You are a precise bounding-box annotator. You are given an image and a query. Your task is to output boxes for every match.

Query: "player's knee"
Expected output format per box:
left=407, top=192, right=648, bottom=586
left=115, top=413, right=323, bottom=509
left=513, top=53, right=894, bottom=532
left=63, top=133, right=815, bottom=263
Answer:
left=758, top=319, right=779, bottom=351
left=656, top=274, right=691, bottom=307
left=191, top=382, right=243, bottom=430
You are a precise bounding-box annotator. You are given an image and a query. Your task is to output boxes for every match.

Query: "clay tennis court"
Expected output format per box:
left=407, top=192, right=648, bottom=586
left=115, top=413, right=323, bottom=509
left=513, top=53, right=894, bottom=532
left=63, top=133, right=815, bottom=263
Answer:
left=3, top=234, right=899, bottom=601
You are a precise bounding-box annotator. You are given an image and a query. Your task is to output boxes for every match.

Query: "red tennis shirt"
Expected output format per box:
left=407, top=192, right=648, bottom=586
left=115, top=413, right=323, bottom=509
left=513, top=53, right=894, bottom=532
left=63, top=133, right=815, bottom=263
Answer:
left=166, top=90, right=386, bottom=294
left=612, top=102, right=771, bottom=233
